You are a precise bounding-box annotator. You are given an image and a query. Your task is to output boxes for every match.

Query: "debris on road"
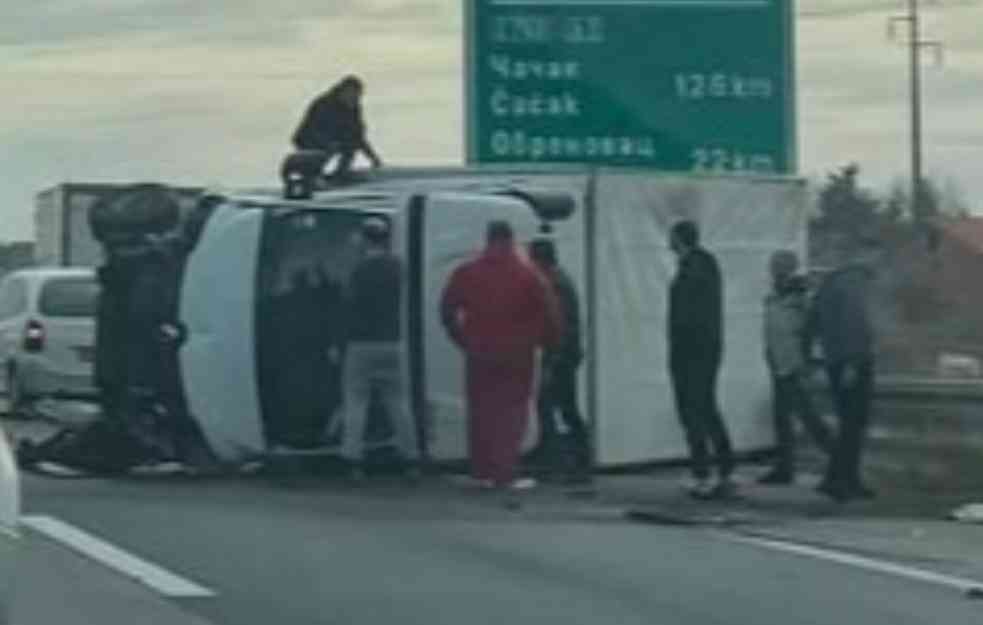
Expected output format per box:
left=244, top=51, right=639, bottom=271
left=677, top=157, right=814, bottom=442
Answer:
left=948, top=504, right=983, bottom=524
left=625, top=507, right=754, bottom=527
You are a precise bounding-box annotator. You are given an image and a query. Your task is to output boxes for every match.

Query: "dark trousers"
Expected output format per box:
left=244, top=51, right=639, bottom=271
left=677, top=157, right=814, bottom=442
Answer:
left=824, top=361, right=874, bottom=489
left=770, top=373, right=833, bottom=475
left=670, top=351, right=734, bottom=481
left=536, top=362, right=589, bottom=469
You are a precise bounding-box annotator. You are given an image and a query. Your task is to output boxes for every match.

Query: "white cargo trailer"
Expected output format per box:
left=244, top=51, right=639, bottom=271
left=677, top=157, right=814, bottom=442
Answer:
left=34, top=183, right=202, bottom=267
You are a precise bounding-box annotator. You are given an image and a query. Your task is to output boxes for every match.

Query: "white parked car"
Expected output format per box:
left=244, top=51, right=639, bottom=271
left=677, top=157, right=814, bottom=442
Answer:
left=0, top=425, right=20, bottom=624
left=0, top=268, right=100, bottom=416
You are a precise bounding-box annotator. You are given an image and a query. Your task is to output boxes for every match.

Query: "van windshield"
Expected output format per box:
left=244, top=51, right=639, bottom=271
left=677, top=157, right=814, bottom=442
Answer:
left=257, top=209, right=392, bottom=449
left=39, top=277, right=99, bottom=318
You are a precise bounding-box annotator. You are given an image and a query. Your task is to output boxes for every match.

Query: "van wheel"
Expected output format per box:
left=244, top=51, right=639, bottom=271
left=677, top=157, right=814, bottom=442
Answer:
left=5, top=368, right=28, bottom=420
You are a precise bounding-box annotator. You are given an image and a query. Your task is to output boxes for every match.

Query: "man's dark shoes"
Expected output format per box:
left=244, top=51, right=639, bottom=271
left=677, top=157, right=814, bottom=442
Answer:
left=404, top=465, right=423, bottom=485
left=851, top=483, right=877, bottom=500
left=758, top=469, right=795, bottom=486
left=564, top=472, right=593, bottom=486
left=348, top=465, right=367, bottom=484
left=711, top=477, right=740, bottom=500
left=817, top=479, right=877, bottom=503
left=689, top=477, right=739, bottom=501
left=525, top=444, right=552, bottom=467
left=816, top=480, right=851, bottom=503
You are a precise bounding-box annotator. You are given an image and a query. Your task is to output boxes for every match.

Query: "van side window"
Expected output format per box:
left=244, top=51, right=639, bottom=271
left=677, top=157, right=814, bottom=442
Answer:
left=39, top=277, right=99, bottom=318
left=256, top=208, right=390, bottom=448
left=11, top=280, right=28, bottom=317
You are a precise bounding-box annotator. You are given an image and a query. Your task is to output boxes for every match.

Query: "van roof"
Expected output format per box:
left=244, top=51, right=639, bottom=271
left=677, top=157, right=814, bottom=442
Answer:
left=216, top=166, right=586, bottom=213
left=227, top=188, right=400, bottom=213
left=7, top=267, right=95, bottom=281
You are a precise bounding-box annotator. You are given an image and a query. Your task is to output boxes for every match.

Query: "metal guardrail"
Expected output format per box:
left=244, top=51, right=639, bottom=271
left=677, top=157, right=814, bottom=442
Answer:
left=875, top=376, right=983, bottom=401
left=803, top=373, right=983, bottom=402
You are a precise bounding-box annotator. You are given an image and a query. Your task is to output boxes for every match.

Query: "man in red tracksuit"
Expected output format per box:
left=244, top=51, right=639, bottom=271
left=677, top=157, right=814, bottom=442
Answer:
left=440, top=221, right=562, bottom=498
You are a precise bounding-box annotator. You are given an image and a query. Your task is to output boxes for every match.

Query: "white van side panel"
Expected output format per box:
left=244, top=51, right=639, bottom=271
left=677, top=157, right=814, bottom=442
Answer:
left=592, top=175, right=808, bottom=465
left=179, top=205, right=265, bottom=462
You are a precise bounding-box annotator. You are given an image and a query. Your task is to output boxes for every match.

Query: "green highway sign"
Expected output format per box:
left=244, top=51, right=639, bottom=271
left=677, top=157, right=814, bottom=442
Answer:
left=465, top=0, right=796, bottom=173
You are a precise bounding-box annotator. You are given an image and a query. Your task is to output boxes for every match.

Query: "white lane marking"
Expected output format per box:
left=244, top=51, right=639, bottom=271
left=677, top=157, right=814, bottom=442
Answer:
left=730, top=533, right=983, bottom=594
left=22, top=515, right=215, bottom=598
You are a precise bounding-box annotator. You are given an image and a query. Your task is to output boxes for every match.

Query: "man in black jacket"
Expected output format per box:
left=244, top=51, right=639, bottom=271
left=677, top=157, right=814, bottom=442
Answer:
left=668, top=221, right=736, bottom=499
left=528, top=238, right=590, bottom=483
left=809, top=236, right=880, bottom=502
left=288, top=75, right=382, bottom=181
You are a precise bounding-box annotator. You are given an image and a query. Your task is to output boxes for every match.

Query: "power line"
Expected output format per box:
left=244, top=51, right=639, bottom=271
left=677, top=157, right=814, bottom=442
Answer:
left=802, top=0, right=980, bottom=19
left=888, top=0, right=944, bottom=226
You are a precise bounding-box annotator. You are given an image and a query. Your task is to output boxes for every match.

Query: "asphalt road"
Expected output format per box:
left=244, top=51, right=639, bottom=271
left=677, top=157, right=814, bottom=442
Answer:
left=11, top=470, right=982, bottom=625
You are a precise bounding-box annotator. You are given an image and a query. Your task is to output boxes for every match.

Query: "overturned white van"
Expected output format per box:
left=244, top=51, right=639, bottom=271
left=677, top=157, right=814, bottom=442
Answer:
left=172, top=167, right=808, bottom=468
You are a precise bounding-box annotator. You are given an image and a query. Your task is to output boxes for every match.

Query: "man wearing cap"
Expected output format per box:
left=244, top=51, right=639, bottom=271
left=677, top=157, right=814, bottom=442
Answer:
left=340, top=217, right=420, bottom=480
left=441, top=221, right=562, bottom=499
left=759, top=250, right=833, bottom=485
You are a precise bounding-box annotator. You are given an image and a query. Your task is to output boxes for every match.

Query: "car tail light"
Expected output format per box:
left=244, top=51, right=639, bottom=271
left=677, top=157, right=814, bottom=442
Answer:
left=23, top=320, right=46, bottom=353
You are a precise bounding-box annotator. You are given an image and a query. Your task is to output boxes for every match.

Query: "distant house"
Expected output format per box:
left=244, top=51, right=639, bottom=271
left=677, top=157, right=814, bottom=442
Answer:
left=35, top=182, right=202, bottom=267
left=807, top=217, right=983, bottom=375
left=937, top=218, right=983, bottom=331
left=881, top=217, right=983, bottom=373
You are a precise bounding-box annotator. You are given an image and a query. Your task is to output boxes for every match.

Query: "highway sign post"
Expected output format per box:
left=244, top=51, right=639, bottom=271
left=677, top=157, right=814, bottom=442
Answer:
left=466, top=0, right=796, bottom=173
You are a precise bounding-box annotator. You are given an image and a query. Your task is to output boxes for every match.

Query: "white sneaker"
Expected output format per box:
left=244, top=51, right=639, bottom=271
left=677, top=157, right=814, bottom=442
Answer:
left=509, top=477, right=538, bottom=491
left=687, top=479, right=716, bottom=500
left=447, top=475, right=495, bottom=489
left=472, top=477, right=496, bottom=489
left=680, top=477, right=706, bottom=491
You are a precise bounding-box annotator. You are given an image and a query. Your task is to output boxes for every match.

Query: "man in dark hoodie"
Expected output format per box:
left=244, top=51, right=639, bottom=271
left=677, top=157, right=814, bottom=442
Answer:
left=810, top=235, right=880, bottom=502
left=288, top=75, right=383, bottom=181
left=341, top=217, right=420, bottom=481
left=528, top=238, right=590, bottom=483
left=668, top=220, right=736, bottom=500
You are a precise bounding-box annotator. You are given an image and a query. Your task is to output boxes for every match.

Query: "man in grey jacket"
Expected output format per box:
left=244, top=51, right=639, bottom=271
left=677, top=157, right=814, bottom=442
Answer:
left=759, top=251, right=833, bottom=485
left=809, top=237, right=880, bottom=502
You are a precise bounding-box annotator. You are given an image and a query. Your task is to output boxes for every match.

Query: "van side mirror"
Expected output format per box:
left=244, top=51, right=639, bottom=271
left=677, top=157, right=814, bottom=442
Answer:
left=501, top=189, right=576, bottom=224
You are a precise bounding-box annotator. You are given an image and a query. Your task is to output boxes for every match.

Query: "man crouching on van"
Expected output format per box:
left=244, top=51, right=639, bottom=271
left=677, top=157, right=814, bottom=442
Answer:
left=340, top=217, right=421, bottom=482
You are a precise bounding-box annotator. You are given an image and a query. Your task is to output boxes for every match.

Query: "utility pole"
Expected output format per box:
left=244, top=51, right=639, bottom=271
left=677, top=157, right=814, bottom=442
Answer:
left=889, top=0, right=943, bottom=226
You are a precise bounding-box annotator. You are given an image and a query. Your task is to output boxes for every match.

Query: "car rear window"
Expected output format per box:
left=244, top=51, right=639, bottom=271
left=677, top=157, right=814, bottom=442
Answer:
left=39, top=277, right=99, bottom=318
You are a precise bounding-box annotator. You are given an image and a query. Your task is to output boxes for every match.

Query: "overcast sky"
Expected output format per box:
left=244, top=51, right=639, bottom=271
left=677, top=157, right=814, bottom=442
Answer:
left=1, top=0, right=981, bottom=241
